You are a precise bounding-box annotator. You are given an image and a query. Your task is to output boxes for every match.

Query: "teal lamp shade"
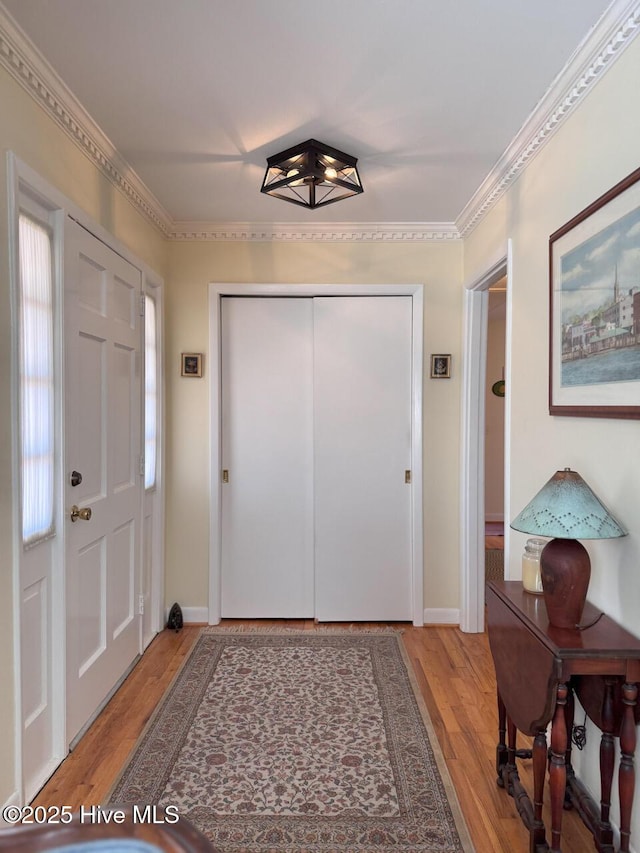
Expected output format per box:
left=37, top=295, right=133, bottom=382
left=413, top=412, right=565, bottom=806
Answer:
left=511, top=468, right=627, bottom=540
left=511, top=468, right=627, bottom=628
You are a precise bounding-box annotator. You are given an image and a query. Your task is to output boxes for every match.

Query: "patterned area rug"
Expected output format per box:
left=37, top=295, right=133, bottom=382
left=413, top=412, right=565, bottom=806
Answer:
left=109, top=630, right=473, bottom=852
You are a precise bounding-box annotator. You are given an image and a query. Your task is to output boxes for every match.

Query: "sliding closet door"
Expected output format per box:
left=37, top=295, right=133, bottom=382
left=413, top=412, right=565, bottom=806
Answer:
left=314, top=296, right=413, bottom=621
left=220, top=297, right=314, bottom=617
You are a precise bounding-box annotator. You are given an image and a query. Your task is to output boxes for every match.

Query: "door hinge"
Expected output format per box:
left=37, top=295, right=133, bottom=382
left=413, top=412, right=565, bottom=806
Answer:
left=405, top=470, right=412, bottom=484
left=138, top=594, right=145, bottom=615
left=139, top=293, right=146, bottom=317
left=139, top=455, right=145, bottom=477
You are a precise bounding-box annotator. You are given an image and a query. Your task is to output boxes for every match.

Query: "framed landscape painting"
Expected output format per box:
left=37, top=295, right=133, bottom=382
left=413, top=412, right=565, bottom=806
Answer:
left=549, top=165, right=640, bottom=419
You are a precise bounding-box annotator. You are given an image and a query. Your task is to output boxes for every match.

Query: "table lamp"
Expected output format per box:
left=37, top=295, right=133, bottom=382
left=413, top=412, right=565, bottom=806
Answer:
left=510, top=468, right=627, bottom=629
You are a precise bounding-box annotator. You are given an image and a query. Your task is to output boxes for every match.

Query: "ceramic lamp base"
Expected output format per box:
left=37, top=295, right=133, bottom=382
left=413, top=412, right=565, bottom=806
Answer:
left=540, top=538, right=591, bottom=629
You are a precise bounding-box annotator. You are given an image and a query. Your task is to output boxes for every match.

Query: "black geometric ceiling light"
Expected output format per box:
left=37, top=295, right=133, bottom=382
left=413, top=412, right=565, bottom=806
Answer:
left=261, top=139, right=363, bottom=209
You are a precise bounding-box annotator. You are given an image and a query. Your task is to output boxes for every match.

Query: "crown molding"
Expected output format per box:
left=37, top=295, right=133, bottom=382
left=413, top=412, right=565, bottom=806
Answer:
left=456, top=0, right=640, bottom=237
left=0, top=4, right=173, bottom=236
left=1, top=1, right=638, bottom=243
left=169, top=222, right=460, bottom=242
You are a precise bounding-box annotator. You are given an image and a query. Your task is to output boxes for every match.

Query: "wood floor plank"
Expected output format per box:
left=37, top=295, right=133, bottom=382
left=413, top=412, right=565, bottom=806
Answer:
left=30, top=621, right=597, bottom=852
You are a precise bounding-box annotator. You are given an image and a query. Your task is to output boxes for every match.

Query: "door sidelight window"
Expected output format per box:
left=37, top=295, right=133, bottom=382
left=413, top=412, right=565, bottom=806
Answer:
left=18, top=213, right=55, bottom=544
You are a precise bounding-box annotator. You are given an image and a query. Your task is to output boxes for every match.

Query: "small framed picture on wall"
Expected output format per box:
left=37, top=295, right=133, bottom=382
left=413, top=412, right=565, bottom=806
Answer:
left=430, top=353, right=451, bottom=379
left=181, top=352, right=203, bottom=377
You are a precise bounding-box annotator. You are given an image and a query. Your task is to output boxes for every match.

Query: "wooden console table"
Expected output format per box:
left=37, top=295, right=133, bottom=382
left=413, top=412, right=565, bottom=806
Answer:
left=487, top=580, right=640, bottom=853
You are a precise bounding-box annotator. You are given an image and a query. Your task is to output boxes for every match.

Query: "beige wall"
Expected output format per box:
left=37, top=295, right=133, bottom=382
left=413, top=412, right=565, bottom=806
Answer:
left=165, top=240, right=464, bottom=612
left=0, top=66, right=167, bottom=804
left=464, top=37, right=640, bottom=831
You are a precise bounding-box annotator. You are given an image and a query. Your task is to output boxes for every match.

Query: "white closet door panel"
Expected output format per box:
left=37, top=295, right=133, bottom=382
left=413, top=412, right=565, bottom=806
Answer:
left=314, top=296, right=413, bottom=621
left=221, top=297, right=314, bottom=617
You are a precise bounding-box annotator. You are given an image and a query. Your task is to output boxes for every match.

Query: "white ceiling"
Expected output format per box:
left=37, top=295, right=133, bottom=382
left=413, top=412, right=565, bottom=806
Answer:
left=1, top=0, right=616, bottom=226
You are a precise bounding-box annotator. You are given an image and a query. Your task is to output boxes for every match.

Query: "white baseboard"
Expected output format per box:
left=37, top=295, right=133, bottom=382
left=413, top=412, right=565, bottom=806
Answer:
left=166, top=606, right=462, bottom=628
left=1, top=790, right=21, bottom=824
left=183, top=606, right=209, bottom=624
left=164, top=605, right=209, bottom=626
left=423, top=608, right=460, bottom=626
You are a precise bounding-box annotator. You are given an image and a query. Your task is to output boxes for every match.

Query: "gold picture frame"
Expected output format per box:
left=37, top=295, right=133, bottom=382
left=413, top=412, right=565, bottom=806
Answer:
left=181, top=352, right=202, bottom=377
left=549, top=165, right=640, bottom=418
left=430, top=354, right=451, bottom=379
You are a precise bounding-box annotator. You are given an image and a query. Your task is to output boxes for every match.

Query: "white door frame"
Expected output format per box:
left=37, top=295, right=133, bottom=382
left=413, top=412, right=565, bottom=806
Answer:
left=459, top=245, right=512, bottom=633
left=142, top=269, right=166, bottom=647
left=7, top=157, right=67, bottom=805
left=208, top=283, right=424, bottom=626
left=7, top=153, right=164, bottom=804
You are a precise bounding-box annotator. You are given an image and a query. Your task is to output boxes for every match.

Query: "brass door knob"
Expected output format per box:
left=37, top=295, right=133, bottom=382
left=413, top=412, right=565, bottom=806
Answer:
left=70, top=504, right=92, bottom=523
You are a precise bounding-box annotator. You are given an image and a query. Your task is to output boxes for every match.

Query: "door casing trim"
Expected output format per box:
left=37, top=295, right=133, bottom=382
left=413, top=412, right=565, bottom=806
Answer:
left=6, top=152, right=164, bottom=803
left=459, top=245, right=511, bottom=633
left=208, top=283, right=424, bottom=626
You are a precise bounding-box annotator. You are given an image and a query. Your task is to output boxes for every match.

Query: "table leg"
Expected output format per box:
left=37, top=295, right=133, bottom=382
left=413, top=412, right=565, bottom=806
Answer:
left=619, top=682, right=637, bottom=853
left=507, top=716, right=518, bottom=796
left=564, top=685, right=574, bottom=768
left=533, top=729, right=548, bottom=850
left=497, top=689, right=507, bottom=787
left=549, top=683, right=568, bottom=852
left=564, top=685, right=575, bottom=811
left=599, top=678, right=616, bottom=847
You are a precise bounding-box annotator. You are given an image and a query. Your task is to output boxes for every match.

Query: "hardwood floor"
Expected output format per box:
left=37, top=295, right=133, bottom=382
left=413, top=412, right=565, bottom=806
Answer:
left=485, top=519, right=504, bottom=551
left=32, top=621, right=595, bottom=853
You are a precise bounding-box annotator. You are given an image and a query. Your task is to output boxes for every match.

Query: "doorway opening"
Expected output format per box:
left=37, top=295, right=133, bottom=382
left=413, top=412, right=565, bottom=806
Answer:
left=459, top=248, right=511, bottom=633
left=484, top=279, right=507, bottom=585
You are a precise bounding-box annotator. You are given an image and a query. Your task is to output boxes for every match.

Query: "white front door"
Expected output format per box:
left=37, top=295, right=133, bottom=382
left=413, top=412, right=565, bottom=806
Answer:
left=219, top=295, right=413, bottom=621
left=64, top=219, right=143, bottom=744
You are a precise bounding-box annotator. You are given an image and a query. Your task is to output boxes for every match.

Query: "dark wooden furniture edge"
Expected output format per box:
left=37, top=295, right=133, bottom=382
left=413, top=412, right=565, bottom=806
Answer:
left=487, top=580, right=640, bottom=853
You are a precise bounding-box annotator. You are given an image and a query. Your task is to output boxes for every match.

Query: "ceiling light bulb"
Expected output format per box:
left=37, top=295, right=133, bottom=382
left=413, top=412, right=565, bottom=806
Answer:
left=285, top=167, right=305, bottom=187
left=324, top=167, right=338, bottom=179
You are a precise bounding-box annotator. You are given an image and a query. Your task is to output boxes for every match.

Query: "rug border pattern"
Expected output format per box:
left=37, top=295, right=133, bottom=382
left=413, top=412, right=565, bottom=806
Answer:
left=108, top=630, right=474, bottom=853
